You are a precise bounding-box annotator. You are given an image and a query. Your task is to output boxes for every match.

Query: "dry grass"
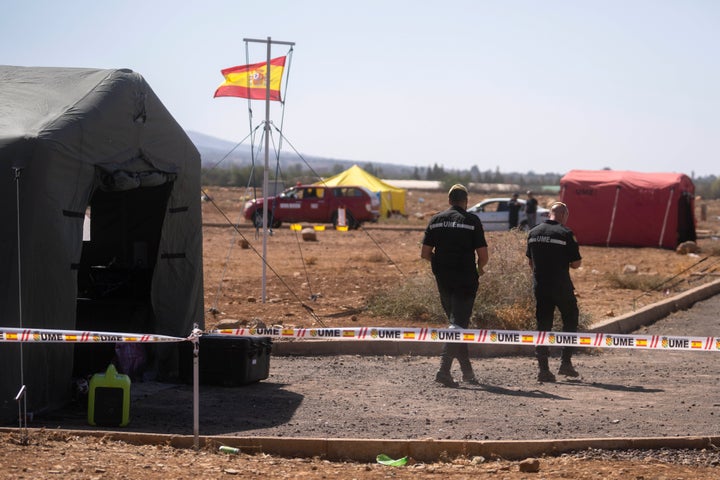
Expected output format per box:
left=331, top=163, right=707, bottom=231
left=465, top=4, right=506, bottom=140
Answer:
left=604, top=272, right=671, bottom=292
left=366, top=275, right=445, bottom=321
left=368, top=230, right=538, bottom=330
left=474, top=230, right=535, bottom=329
left=367, top=229, right=597, bottom=331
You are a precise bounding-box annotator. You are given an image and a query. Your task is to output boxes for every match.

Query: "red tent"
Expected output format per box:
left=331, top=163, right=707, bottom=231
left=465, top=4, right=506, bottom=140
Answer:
left=559, top=170, right=696, bottom=249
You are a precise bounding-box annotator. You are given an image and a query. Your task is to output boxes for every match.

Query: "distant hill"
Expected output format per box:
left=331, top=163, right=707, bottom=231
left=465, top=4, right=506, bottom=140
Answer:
left=186, top=130, right=416, bottom=177
left=186, top=130, right=253, bottom=167
left=187, top=131, right=567, bottom=188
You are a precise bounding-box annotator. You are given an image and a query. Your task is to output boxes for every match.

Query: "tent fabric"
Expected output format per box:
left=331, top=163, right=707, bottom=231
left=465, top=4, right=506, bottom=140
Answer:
left=559, top=170, right=696, bottom=249
left=318, top=165, right=406, bottom=217
left=0, top=66, right=203, bottom=421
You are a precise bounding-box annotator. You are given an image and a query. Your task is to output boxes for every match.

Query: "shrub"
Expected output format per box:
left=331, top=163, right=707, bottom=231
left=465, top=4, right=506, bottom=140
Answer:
left=473, top=230, right=536, bottom=330
left=367, top=229, right=595, bottom=330
left=368, top=230, right=538, bottom=330
left=366, top=275, right=444, bottom=320
left=604, top=272, right=671, bottom=292
left=365, top=252, right=387, bottom=263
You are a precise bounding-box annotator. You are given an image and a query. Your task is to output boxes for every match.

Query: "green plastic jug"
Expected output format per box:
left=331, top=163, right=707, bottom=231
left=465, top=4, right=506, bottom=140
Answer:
left=88, top=363, right=131, bottom=427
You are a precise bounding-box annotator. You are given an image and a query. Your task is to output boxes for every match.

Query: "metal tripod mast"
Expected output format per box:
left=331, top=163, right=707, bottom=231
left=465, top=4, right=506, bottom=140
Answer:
left=243, top=36, right=295, bottom=302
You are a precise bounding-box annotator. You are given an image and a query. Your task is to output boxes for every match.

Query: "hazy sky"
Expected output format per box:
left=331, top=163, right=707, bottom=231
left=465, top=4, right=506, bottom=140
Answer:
left=2, top=0, right=718, bottom=177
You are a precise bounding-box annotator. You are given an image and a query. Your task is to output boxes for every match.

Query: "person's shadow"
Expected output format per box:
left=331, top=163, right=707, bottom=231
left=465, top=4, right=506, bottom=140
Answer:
left=559, top=380, right=664, bottom=393
left=462, top=379, right=662, bottom=399
left=463, top=383, right=571, bottom=400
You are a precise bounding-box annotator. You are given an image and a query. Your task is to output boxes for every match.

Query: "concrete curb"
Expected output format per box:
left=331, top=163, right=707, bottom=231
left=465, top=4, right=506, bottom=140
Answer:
left=273, top=278, right=720, bottom=357
left=589, top=278, right=720, bottom=333
left=2, top=427, right=718, bottom=462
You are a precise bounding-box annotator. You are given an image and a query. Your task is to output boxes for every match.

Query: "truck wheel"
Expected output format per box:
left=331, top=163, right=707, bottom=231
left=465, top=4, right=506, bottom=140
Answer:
left=347, top=211, right=360, bottom=230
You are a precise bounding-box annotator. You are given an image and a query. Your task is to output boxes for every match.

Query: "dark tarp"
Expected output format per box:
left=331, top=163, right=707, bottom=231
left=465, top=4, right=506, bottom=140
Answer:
left=0, top=66, right=203, bottom=421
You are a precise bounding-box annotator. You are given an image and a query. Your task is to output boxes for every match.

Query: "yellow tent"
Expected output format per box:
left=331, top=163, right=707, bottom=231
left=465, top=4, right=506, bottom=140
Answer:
left=318, top=165, right=406, bottom=217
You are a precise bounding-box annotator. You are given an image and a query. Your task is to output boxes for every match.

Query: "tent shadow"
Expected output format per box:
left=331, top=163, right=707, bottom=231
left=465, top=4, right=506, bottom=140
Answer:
left=31, top=381, right=303, bottom=436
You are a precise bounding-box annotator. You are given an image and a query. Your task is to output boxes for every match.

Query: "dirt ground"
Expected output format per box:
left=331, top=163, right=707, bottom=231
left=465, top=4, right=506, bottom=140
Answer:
left=3, top=430, right=720, bottom=480
left=2, top=188, right=720, bottom=479
left=200, top=187, right=720, bottom=331
left=4, top=430, right=720, bottom=480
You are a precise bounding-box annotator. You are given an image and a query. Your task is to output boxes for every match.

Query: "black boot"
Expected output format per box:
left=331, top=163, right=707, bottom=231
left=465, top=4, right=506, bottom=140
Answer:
left=461, top=372, right=480, bottom=385
left=459, top=356, right=480, bottom=385
left=558, top=349, right=579, bottom=377
left=435, top=353, right=458, bottom=388
left=536, top=349, right=556, bottom=383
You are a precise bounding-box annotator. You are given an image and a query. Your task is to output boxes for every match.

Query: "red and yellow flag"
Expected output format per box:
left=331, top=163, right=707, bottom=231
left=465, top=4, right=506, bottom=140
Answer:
left=214, top=56, right=287, bottom=101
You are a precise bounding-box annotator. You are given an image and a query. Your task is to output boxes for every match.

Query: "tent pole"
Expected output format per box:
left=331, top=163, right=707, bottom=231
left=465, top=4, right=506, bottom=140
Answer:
left=606, top=186, right=620, bottom=247
left=658, top=187, right=674, bottom=248
left=12, top=167, right=28, bottom=443
left=191, top=328, right=200, bottom=450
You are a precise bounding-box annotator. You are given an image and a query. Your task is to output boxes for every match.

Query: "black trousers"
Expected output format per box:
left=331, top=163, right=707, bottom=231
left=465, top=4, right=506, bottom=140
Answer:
left=436, top=281, right=478, bottom=375
left=534, top=285, right=579, bottom=363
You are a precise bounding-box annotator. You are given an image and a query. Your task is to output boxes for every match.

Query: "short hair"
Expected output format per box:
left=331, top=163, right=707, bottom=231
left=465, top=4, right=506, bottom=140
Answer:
left=448, top=184, right=468, bottom=203
left=550, top=201, right=569, bottom=216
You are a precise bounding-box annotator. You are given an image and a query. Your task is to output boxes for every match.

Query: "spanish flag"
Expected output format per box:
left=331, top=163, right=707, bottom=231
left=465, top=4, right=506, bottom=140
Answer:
left=214, top=56, right=287, bottom=101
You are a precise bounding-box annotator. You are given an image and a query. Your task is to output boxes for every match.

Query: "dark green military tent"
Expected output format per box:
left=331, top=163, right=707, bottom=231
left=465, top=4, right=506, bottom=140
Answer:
left=0, top=66, right=203, bottom=422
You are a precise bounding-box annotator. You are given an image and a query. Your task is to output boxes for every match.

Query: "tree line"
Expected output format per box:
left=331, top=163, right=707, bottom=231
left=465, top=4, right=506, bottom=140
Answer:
left=201, top=163, right=720, bottom=199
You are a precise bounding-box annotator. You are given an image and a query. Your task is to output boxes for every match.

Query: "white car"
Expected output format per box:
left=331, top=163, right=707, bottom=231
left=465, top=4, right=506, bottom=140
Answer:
left=467, top=198, right=550, bottom=231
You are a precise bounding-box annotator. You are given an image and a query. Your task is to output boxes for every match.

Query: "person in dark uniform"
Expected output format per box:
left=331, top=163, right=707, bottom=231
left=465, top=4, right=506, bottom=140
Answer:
left=525, top=190, right=539, bottom=228
left=526, top=202, right=582, bottom=382
left=421, top=184, right=489, bottom=387
left=508, top=193, right=522, bottom=229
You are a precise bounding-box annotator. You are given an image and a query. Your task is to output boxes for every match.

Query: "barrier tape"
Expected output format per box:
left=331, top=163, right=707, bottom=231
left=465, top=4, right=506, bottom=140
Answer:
left=2, top=325, right=718, bottom=353
left=211, top=326, right=720, bottom=353
left=0, top=327, right=185, bottom=344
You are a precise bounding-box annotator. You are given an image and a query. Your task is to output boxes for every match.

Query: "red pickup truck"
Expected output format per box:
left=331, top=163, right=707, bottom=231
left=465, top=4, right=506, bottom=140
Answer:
left=243, top=184, right=381, bottom=229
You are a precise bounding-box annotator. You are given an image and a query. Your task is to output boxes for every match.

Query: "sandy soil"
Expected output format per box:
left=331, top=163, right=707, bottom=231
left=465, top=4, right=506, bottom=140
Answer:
left=200, top=188, right=720, bottom=331
left=2, top=188, right=720, bottom=479
left=3, top=430, right=720, bottom=480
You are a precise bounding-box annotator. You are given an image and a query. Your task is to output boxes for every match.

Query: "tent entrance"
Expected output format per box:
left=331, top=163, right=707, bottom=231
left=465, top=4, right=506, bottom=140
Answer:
left=74, top=182, right=173, bottom=378
left=677, top=192, right=696, bottom=244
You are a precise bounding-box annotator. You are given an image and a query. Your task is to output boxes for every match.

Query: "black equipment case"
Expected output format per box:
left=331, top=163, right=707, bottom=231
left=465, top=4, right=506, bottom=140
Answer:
left=182, top=334, right=272, bottom=386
